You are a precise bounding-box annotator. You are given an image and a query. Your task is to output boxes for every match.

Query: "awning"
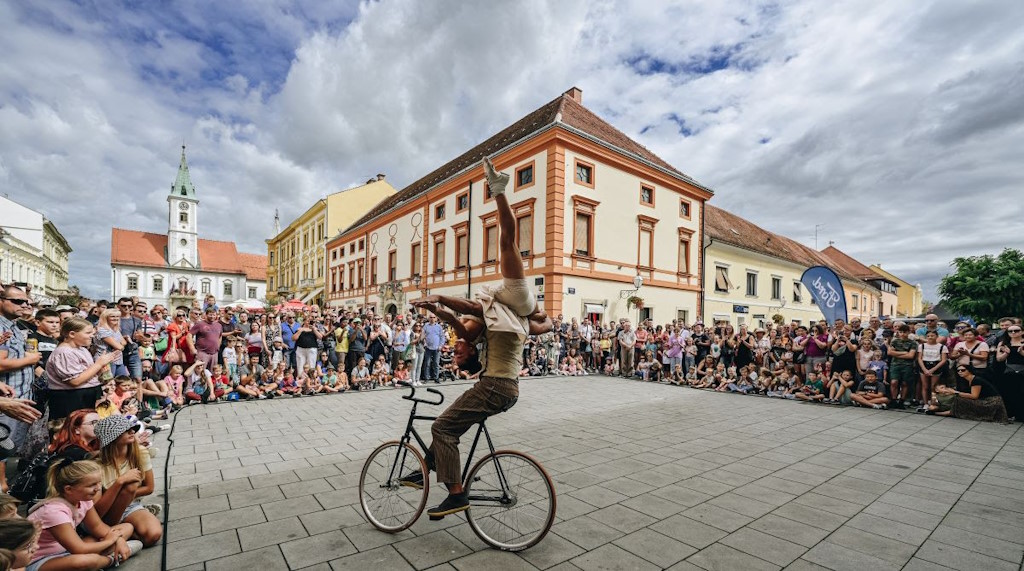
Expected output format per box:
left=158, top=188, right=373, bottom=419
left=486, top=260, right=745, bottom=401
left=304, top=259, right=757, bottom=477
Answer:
left=584, top=303, right=605, bottom=314
left=300, top=287, right=323, bottom=304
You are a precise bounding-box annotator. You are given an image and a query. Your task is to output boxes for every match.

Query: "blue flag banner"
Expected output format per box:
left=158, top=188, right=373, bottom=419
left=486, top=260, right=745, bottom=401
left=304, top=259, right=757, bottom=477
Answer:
left=800, top=266, right=848, bottom=324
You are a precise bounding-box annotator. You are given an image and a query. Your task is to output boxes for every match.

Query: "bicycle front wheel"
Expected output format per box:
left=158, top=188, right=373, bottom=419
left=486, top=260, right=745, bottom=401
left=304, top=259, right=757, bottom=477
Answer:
left=465, top=450, right=556, bottom=551
left=359, top=440, right=428, bottom=532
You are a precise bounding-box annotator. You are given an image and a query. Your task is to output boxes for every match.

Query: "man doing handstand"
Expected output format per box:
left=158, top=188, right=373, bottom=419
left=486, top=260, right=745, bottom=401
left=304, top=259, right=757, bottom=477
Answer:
left=405, top=157, right=553, bottom=519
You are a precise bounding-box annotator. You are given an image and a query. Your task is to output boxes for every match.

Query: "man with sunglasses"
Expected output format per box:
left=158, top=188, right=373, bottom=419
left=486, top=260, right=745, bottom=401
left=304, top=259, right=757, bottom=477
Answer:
left=915, top=314, right=949, bottom=345
left=0, top=285, right=44, bottom=452
left=116, top=298, right=146, bottom=382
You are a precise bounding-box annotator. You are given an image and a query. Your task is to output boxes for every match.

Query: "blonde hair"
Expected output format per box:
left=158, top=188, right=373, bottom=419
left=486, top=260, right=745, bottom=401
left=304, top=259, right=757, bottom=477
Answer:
left=99, top=433, right=144, bottom=483
left=45, top=459, right=102, bottom=499
left=0, top=495, right=19, bottom=520
left=58, top=317, right=93, bottom=342
left=98, top=309, right=121, bottom=329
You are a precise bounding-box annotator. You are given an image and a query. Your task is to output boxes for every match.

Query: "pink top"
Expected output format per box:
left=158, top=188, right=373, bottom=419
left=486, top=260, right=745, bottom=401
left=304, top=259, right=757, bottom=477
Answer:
left=165, top=375, right=185, bottom=397
left=45, top=345, right=101, bottom=390
left=28, top=499, right=95, bottom=560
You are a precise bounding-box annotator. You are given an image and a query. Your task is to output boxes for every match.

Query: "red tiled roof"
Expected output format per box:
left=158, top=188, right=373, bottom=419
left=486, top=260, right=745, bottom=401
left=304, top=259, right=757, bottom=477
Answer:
left=343, top=89, right=709, bottom=234
left=819, top=246, right=887, bottom=282
left=238, top=253, right=268, bottom=281
left=111, top=228, right=266, bottom=280
left=704, top=206, right=861, bottom=281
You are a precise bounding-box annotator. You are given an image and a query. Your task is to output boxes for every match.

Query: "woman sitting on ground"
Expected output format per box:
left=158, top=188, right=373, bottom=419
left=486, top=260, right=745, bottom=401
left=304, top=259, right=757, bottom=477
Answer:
left=928, top=365, right=1008, bottom=422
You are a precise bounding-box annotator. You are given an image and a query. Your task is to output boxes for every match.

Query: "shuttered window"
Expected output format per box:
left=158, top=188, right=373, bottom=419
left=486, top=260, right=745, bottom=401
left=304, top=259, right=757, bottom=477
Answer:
left=574, top=213, right=591, bottom=256
left=715, top=267, right=732, bottom=292
left=517, top=214, right=533, bottom=256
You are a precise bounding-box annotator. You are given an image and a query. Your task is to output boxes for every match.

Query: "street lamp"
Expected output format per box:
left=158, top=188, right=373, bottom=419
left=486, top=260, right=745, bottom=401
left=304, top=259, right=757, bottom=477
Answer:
left=619, top=273, right=643, bottom=298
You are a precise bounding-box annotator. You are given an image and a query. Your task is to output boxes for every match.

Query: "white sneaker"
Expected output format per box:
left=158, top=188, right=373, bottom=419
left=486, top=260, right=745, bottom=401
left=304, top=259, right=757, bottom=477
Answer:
left=126, top=539, right=144, bottom=557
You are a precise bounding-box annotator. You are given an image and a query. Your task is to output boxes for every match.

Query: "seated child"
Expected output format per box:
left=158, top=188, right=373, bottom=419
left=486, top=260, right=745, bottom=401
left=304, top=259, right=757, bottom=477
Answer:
left=826, top=370, right=856, bottom=405
left=849, top=370, right=890, bottom=409
left=393, top=362, right=410, bottom=386
left=210, top=364, right=232, bottom=401
left=278, top=367, right=301, bottom=396
left=795, top=372, right=826, bottom=401
left=163, top=364, right=187, bottom=407
left=372, top=354, right=392, bottom=388
left=184, top=362, right=220, bottom=403
left=303, top=365, right=323, bottom=395
left=351, top=358, right=371, bottom=390
left=321, top=365, right=341, bottom=393
left=27, top=460, right=141, bottom=569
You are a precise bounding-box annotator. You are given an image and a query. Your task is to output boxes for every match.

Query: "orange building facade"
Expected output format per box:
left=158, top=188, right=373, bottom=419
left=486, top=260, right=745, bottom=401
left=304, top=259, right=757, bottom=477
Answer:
left=325, top=88, right=713, bottom=324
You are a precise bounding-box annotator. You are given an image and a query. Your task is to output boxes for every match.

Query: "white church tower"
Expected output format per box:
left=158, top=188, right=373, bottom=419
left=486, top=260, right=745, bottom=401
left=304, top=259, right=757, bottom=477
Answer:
left=166, top=145, right=199, bottom=268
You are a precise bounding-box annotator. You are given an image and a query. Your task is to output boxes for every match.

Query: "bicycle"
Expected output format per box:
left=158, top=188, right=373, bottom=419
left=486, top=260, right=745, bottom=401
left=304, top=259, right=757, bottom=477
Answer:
left=358, top=385, right=556, bottom=551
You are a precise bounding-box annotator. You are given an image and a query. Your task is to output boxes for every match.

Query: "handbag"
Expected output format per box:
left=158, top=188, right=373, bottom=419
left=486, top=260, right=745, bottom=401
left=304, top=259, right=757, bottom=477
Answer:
left=164, top=347, right=185, bottom=364
left=154, top=336, right=168, bottom=353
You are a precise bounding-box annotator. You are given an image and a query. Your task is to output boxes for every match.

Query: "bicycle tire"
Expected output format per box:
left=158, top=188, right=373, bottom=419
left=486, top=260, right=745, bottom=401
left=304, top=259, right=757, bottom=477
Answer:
left=465, top=450, right=556, bottom=551
left=359, top=440, right=428, bottom=532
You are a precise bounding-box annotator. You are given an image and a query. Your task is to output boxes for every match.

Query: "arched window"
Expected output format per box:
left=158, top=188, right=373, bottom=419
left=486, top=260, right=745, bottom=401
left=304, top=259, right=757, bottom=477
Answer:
left=152, top=275, right=164, bottom=293
left=126, top=273, right=139, bottom=291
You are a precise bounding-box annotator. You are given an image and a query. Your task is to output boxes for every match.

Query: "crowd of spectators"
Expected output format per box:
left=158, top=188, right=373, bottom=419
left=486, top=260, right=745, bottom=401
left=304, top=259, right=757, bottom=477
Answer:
left=519, top=313, right=1019, bottom=423
left=0, top=279, right=1020, bottom=569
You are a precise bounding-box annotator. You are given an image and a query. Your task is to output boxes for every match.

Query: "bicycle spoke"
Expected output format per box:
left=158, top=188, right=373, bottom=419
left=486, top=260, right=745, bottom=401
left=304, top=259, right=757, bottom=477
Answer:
left=360, top=442, right=427, bottom=532
left=467, top=452, right=555, bottom=551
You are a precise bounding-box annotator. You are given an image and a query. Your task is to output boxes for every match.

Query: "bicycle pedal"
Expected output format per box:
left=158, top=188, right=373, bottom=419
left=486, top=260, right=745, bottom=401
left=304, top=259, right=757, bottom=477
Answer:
left=429, top=514, right=444, bottom=521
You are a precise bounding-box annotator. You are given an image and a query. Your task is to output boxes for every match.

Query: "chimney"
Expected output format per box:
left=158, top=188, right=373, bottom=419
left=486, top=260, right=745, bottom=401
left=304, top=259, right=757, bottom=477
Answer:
left=366, top=178, right=376, bottom=185
left=376, top=173, right=386, bottom=181
left=565, top=87, right=582, bottom=103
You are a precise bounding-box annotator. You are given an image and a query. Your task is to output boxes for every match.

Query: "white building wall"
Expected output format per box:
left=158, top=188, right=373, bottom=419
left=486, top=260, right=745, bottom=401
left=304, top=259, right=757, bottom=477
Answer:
left=112, top=264, right=261, bottom=307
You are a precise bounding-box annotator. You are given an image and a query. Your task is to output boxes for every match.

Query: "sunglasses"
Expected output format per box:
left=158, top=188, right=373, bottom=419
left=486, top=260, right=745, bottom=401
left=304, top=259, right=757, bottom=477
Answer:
left=1009, top=329, right=1022, bottom=333
left=1, top=297, right=28, bottom=306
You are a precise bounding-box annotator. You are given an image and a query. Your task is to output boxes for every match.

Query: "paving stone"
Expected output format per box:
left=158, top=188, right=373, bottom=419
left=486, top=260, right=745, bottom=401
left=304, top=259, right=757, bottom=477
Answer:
left=394, top=530, right=473, bottom=570
left=280, top=476, right=334, bottom=498
left=227, top=484, right=285, bottom=509
left=165, top=529, right=241, bottom=569
left=612, top=528, right=697, bottom=568
left=571, top=543, right=660, bottom=571
left=330, top=545, right=414, bottom=571
left=205, top=546, right=289, bottom=571
left=567, top=485, right=629, bottom=509
left=298, top=505, right=365, bottom=535
left=166, top=515, right=202, bottom=543
left=802, top=541, right=901, bottom=571
left=169, top=494, right=230, bottom=520
left=825, top=525, right=916, bottom=566
left=517, top=529, right=586, bottom=569
left=262, top=493, right=323, bottom=520
left=649, top=515, right=728, bottom=549
left=915, top=538, right=1019, bottom=571
left=343, top=522, right=416, bottom=551
left=280, top=530, right=357, bottom=569
left=686, top=543, right=780, bottom=571
left=451, top=549, right=539, bottom=570
left=250, top=470, right=301, bottom=488
left=682, top=503, right=754, bottom=532
left=237, top=516, right=308, bottom=551
left=720, top=527, right=807, bottom=567
left=844, top=512, right=931, bottom=546
left=587, top=504, right=657, bottom=534
left=201, top=504, right=267, bottom=534
left=551, top=515, right=624, bottom=550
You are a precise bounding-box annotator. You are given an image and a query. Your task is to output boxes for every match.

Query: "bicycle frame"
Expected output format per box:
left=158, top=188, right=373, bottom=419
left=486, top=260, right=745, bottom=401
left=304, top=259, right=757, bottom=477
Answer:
left=387, top=397, right=515, bottom=506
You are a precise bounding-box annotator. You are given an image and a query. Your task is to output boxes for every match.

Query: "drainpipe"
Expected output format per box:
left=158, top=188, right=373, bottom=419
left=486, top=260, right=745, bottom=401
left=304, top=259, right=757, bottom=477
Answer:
left=701, top=209, right=710, bottom=325
left=466, top=180, right=473, bottom=299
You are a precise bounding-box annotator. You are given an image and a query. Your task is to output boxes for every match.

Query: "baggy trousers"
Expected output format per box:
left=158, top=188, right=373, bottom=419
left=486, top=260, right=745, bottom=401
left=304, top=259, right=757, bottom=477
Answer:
left=429, top=376, right=519, bottom=484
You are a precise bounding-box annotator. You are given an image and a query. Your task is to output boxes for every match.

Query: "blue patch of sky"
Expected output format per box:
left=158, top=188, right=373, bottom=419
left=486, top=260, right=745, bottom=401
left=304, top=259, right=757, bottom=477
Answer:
left=27, top=1, right=353, bottom=99
left=667, top=113, right=696, bottom=137
left=624, top=42, right=760, bottom=77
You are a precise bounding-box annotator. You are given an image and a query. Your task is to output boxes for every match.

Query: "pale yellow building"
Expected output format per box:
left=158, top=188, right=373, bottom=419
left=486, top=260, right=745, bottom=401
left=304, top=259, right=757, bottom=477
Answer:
left=703, top=206, right=879, bottom=327
left=326, top=88, right=712, bottom=324
left=267, top=177, right=396, bottom=305
left=43, top=219, right=72, bottom=298
left=869, top=264, right=923, bottom=318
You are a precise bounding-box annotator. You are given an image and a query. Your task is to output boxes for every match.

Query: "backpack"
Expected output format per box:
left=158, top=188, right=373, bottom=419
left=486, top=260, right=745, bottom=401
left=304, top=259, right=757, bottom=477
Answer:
left=9, top=451, right=53, bottom=505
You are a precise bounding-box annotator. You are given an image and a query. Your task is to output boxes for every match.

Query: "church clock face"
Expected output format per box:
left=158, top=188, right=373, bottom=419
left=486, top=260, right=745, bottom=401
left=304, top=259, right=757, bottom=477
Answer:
left=179, top=203, right=189, bottom=211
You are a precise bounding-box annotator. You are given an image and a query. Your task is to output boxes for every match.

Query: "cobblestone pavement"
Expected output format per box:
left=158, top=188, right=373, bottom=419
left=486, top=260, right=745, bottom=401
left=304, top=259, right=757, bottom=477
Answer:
left=143, top=376, right=1024, bottom=570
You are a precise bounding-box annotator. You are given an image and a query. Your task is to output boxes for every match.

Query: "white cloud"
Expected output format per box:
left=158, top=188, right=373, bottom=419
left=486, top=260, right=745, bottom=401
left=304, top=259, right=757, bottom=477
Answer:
left=1, top=0, right=1021, bottom=303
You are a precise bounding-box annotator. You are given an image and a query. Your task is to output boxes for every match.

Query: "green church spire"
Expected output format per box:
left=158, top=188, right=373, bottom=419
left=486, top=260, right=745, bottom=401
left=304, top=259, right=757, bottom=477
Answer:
left=171, top=145, right=196, bottom=199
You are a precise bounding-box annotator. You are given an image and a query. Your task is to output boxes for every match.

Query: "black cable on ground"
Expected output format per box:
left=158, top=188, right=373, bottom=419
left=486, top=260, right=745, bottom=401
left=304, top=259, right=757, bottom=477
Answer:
left=159, top=406, right=184, bottom=571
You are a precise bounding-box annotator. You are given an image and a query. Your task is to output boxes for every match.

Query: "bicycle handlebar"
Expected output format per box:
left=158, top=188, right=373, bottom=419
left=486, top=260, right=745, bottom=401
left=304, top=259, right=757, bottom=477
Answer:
left=402, top=386, right=445, bottom=406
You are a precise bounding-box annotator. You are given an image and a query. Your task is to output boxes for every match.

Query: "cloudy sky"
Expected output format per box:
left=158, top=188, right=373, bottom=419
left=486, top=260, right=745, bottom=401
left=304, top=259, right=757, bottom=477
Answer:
left=1, top=0, right=1021, bottom=301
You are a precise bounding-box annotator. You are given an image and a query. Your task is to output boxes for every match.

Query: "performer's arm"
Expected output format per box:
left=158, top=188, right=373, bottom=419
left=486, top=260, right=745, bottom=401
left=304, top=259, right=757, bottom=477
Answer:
left=413, top=295, right=483, bottom=318
left=528, top=311, right=553, bottom=335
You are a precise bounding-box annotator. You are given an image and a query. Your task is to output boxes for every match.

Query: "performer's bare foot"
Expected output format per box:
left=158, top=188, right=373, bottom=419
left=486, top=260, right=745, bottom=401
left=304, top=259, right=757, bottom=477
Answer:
left=483, top=157, right=509, bottom=197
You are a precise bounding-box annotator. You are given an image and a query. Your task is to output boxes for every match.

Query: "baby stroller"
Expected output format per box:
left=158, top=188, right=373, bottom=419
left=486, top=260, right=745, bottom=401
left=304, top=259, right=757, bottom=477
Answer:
left=438, top=350, right=456, bottom=382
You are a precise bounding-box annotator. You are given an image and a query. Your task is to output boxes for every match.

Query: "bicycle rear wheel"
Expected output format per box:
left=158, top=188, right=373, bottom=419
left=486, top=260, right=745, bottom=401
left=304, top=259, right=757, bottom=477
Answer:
left=465, top=450, right=556, bottom=551
left=359, top=440, right=428, bottom=532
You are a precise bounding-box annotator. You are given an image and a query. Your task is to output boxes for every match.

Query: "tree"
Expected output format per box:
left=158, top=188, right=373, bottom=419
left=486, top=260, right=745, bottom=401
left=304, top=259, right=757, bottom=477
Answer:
left=938, top=249, right=1024, bottom=323
left=57, top=285, right=83, bottom=308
